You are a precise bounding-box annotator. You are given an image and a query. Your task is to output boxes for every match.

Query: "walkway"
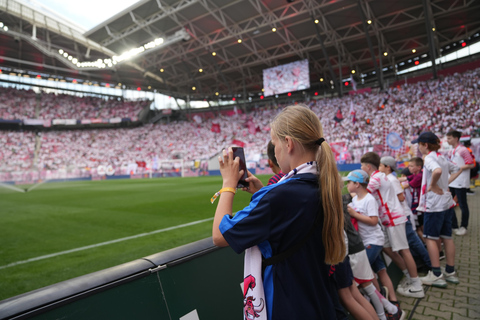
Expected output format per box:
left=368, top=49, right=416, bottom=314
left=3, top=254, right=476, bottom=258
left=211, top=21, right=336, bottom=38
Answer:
left=400, top=191, right=480, bottom=320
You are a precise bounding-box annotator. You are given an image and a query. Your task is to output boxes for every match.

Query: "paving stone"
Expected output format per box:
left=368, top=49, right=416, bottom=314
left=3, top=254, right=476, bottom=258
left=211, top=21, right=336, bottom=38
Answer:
left=439, top=303, right=467, bottom=317
left=469, top=309, right=480, bottom=319
left=423, top=307, right=449, bottom=319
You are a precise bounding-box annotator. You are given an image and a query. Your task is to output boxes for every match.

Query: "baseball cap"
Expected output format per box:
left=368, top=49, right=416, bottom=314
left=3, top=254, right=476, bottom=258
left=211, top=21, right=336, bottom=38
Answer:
left=342, top=169, right=369, bottom=184
left=380, top=156, right=397, bottom=171
left=411, top=132, right=439, bottom=144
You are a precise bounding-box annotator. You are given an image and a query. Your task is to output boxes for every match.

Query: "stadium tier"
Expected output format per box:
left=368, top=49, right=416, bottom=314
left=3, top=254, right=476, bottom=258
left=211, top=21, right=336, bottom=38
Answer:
left=0, top=87, right=149, bottom=121
left=1, top=66, right=479, bottom=182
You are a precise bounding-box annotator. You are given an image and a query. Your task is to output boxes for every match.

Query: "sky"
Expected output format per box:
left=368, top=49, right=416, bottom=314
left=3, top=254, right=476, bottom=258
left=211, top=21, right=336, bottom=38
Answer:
left=24, top=0, right=141, bottom=31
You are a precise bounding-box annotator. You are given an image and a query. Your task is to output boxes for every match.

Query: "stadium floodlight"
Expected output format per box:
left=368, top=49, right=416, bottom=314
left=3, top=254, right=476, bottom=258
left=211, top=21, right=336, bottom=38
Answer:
left=113, top=29, right=189, bottom=63
left=57, top=29, right=190, bottom=71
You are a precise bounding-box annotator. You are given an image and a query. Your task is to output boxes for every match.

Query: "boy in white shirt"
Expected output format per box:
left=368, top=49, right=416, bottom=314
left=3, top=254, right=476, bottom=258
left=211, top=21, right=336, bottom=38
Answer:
left=446, top=130, right=475, bottom=236
left=345, top=170, right=405, bottom=319
left=361, top=152, right=424, bottom=299
left=380, top=156, right=432, bottom=293
left=414, top=132, right=463, bottom=287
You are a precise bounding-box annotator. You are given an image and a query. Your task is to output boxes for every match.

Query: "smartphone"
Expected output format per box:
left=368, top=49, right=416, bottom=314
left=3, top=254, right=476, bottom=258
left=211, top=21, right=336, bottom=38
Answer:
left=232, top=147, right=248, bottom=188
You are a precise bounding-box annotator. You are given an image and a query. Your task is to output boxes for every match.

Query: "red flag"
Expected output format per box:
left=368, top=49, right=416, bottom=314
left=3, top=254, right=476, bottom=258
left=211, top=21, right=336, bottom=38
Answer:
left=334, top=108, right=344, bottom=122
left=211, top=123, right=221, bottom=133
left=232, top=139, right=246, bottom=147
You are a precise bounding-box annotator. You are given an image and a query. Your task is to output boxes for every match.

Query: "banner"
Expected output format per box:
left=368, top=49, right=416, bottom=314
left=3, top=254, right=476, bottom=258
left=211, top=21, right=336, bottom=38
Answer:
left=65, top=119, right=77, bottom=125
left=109, top=117, right=121, bottom=124
left=24, top=119, right=44, bottom=125
left=52, top=119, right=66, bottom=125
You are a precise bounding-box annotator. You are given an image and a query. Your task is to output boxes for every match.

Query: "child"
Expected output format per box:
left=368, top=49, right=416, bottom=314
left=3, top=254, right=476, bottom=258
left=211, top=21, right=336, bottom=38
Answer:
left=380, top=157, right=432, bottom=286
left=400, top=157, right=425, bottom=239
left=414, top=132, right=463, bottom=287
left=446, top=130, right=475, bottom=236
left=266, top=140, right=284, bottom=185
left=344, top=170, right=404, bottom=320
left=361, top=152, right=424, bottom=300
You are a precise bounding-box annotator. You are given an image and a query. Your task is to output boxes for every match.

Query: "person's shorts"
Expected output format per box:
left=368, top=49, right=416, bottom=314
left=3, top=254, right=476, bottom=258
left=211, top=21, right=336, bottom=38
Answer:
left=383, top=223, right=409, bottom=252
left=423, top=208, right=454, bottom=240
left=335, top=256, right=354, bottom=289
left=365, top=244, right=386, bottom=273
left=349, top=250, right=374, bottom=284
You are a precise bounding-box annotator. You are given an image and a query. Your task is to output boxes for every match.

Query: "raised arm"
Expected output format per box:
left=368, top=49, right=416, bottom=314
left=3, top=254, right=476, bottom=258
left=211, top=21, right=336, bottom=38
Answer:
left=212, top=148, right=245, bottom=247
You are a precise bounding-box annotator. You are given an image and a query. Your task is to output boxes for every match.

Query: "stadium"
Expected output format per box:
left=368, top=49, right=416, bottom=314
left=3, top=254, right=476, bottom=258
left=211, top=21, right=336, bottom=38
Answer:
left=0, top=0, right=479, bottom=319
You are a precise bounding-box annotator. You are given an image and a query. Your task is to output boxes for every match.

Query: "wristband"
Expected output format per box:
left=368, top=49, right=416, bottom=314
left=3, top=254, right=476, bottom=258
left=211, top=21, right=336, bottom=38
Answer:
left=210, top=187, right=236, bottom=204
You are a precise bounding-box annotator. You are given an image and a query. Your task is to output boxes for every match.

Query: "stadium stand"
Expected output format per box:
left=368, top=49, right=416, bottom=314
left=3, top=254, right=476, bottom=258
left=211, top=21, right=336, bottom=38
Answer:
left=0, top=87, right=149, bottom=120
left=1, top=66, right=479, bottom=180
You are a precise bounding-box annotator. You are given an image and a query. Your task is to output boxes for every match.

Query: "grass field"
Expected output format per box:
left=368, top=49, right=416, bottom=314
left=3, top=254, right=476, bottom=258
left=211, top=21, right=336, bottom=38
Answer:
left=0, top=175, right=273, bottom=301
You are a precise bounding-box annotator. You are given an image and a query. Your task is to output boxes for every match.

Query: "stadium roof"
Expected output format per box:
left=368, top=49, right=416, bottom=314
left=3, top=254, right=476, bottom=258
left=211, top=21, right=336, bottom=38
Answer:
left=1, top=0, right=480, bottom=99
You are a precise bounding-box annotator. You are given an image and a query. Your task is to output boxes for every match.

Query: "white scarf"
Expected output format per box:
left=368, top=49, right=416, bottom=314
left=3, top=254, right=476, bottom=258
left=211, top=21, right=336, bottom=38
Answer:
left=242, top=162, right=318, bottom=320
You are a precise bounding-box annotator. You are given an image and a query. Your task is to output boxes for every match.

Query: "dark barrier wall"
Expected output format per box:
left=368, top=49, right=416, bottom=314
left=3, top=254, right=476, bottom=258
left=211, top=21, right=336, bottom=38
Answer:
left=0, top=237, right=403, bottom=320
left=0, top=238, right=244, bottom=320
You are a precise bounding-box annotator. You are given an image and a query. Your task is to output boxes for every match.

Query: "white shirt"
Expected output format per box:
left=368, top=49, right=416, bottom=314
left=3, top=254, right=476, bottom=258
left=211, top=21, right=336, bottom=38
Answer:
left=448, top=145, right=474, bottom=189
left=367, top=171, right=407, bottom=227
left=418, top=151, right=459, bottom=212
left=350, top=193, right=384, bottom=247
left=387, top=173, right=412, bottom=217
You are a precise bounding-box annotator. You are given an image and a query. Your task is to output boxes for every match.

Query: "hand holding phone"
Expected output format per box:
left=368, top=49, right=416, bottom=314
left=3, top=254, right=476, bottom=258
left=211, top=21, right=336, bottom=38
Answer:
left=232, top=147, right=248, bottom=188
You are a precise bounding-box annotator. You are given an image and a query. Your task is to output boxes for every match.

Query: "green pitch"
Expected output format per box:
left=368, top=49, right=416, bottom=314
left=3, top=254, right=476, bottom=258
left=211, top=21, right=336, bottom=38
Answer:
left=0, top=175, right=273, bottom=301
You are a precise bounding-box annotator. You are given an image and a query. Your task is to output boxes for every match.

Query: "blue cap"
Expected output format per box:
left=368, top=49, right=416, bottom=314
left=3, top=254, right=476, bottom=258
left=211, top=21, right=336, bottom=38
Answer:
left=342, top=169, right=369, bottom=183
left=411, top=132, right=439, bottom=144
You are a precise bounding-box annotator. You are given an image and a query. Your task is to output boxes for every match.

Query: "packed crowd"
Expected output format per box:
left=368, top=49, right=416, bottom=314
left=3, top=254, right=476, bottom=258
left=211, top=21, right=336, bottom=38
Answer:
left=0, top=87, right=149, bottom=120
left=0, top=67, right=479, bottom=176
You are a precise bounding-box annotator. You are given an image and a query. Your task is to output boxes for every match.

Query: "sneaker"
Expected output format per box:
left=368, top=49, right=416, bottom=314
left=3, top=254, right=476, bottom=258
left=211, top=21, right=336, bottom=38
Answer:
left=421, top=270, right=447, bottom=288
left=386, top=301, right=406, bottom=320
left=396, top=283, right=425, bottom=298
left=455, top=227, right=467, bottom=236
left=444, top=270, right=460, bottom=284
left=466, top=189, right=475, bottom=195
left=397, top=276, right=410, bottom=289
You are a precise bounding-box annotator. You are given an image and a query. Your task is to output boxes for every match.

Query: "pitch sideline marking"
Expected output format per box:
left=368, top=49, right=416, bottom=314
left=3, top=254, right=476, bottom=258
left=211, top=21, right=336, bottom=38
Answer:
left=0, top=217, right=213, bottom=270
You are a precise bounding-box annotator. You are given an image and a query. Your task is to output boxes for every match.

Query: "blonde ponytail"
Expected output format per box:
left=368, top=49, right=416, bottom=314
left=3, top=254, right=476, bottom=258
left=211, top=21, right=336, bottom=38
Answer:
left=271, top=105, right=346, bottom=265
left=317, top=142, right=346, bottom=265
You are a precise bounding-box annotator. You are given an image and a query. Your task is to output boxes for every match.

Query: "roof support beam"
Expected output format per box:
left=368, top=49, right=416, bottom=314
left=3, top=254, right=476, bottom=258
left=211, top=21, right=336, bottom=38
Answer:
left=422, top=0, right=438, bottom=79
left=311, top=16, right=340, bottom=97
left=357, top=0, right=383, bottom=90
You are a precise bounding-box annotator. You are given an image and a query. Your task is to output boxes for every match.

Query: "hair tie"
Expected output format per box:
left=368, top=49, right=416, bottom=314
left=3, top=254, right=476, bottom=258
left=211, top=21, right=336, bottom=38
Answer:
left=315, top=138, right=325, bottom=146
